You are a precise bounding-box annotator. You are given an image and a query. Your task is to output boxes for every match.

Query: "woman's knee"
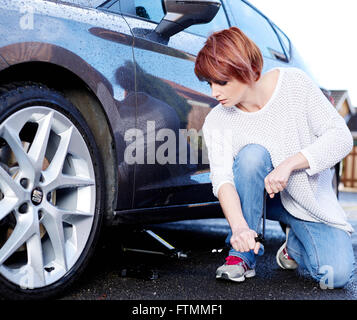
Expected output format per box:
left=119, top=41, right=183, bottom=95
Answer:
left=310, top=261, right=353, bottom=289
left=292, top=222, right=354, bottom=289
left=307, top=244, right=354, bottom=289
left=330, top=261, right=354, bottom=288
left=233, top=144, right=272, bottom=178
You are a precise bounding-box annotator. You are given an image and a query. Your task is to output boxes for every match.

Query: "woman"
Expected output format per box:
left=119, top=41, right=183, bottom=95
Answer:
left=195, top=27, right=354, bottom=288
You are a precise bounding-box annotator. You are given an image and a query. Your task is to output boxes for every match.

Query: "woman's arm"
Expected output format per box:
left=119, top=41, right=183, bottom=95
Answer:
left=266, top=69, right=353, bottom=198
left=202, top=122, right=260, bottom=253
left=218, top=183, right=247, bottom=228
left=265, top=152, right=310, bottom=198
left=296, top=69, right=353, bottom=176
left=202, top=122, right=235, bottom=198
left=218, top=183, right=261, bottom=254
left=285, top=151, right=310, bottom=171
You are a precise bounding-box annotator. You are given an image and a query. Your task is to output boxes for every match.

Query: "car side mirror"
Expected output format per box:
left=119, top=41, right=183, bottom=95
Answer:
left=155, top=0, right=221, bottom=39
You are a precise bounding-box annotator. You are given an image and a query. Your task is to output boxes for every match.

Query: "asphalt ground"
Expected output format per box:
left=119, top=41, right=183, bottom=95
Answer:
left=61, top=192, right=357, bottom=301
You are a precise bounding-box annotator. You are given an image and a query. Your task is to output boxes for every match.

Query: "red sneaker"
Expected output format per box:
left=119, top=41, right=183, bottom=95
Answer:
left=216, top=256, right=256, bottom=282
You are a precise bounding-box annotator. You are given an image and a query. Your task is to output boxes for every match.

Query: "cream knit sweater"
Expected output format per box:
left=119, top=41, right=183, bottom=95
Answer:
left=202, top=67, right=354, bottom=233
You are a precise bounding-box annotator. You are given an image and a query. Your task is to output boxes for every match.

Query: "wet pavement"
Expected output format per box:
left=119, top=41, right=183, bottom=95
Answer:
left=61, top=191, right=357, bottom=301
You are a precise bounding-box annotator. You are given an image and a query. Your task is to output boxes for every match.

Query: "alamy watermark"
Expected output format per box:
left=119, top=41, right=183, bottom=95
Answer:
left=319, top=265, right=335, bottom=289
left=123, top=120, right=233, bottom=167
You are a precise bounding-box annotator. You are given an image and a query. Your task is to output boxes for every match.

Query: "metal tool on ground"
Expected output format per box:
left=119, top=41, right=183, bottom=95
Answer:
left=121, top=228, right=188, bottom=259
left=119, top=228, right=189, bottom=280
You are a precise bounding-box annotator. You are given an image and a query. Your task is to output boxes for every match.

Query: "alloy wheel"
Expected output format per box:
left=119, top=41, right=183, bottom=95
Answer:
left=0, top=106, right=96, bottom=289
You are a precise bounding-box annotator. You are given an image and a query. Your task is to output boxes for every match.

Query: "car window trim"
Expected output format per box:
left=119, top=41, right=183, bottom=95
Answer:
left=97, top=0, right=117, bottom=8
left=97, top=0, right=122, bottom=14
left=271, top=22, right=291, bottom=60
left=219, top=1, right=233, bottom=27
left=230, top=0, right=288, bottom=62
left=266, top=20, right=289, bottom=62
left=241, top=0, right=289, bottom=61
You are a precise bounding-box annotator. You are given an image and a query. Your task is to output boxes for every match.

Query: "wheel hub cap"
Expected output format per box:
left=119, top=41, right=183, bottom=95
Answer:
left=31, top=187, right=43, bottom=206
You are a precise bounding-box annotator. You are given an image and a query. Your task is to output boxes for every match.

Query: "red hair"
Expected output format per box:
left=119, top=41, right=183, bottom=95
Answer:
left=194, top=27, right=263, bottom=85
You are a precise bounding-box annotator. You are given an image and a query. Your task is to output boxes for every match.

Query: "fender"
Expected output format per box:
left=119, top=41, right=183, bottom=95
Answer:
left=0, top=42, right=120, bottom=130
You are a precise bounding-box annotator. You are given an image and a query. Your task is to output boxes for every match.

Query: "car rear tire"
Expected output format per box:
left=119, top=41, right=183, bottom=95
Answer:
left=0, top=83, right=104, bottom=299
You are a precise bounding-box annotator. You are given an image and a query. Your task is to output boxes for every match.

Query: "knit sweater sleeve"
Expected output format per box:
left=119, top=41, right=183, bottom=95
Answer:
left=297, top=69, right=354, bottom=176
left=202, top=119, right=235, bottom=198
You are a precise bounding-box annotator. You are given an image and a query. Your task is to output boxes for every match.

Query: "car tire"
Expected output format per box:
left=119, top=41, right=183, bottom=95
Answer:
left=0, top=83, right=104, bottom=299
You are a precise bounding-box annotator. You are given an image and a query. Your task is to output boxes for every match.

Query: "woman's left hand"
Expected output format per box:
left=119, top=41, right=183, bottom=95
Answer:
left=264, top=161, right=293, bottom=198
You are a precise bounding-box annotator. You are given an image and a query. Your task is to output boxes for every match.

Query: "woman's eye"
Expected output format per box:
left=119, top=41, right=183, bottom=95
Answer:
left=206, top=81, right=212, bottom=86
left=218, top=81, right=228, bottom=86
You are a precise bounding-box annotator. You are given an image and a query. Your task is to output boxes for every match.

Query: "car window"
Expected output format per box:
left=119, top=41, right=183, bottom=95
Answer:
left=227, top=0, right=287, bottom=62
left=134, top=0, right=163, bottom=21
left=132, top=0, right=229, bottom=37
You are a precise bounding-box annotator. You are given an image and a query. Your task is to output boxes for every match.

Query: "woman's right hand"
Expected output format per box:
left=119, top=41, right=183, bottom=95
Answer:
left=230, top=227, right=260, bottom=254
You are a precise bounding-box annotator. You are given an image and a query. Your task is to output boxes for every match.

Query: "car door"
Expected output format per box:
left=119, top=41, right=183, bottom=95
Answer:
left=118, top=0, right=231, bottom=208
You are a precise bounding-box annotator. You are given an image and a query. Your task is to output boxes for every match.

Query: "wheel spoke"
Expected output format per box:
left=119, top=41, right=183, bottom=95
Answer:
left=44, top=173, right=94, bottom=192
left=0, top=163, right=24, bottom=198
left=2, top=125, right=34, bottom=181
left=41, top=210, right=68, bottom=271
left=0, top=214, right=34, bottom=265
left=59, top=174, right=95, bottom=189
left=42, top=126, right=94, bottom=191
left=0, top=197, right=17, bottom=221
left=43, top=126, right=73, bottom=183
left=25, top=233, right=46, bottom=288
left=61, top=208, right=94, bottom=220
left=46, top=203, right=94, bottom=221
left=28, top=111, right=54, bottom=176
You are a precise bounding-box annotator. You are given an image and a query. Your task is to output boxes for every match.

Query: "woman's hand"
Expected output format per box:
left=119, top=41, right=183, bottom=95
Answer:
left=264, top=161, right=293, bottom=198
left=230, top=227, right=260, bottom=254
left=264, top=153, right=310, bottom=198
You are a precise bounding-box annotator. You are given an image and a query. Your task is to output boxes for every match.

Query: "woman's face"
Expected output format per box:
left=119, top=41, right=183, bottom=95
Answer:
left=209, top=78, right=249, bottom=107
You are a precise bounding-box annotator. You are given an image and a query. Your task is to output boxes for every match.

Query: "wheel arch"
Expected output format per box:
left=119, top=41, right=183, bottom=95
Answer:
left=0, top=59, right=118, bottom=224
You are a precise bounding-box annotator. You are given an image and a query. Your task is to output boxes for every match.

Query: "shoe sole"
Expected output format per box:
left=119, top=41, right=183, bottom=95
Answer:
left=276, top=242, right=288, bottom=269
left=276, top=246, right=298, bottom=270
left=276, top=227, right=298, bottom=270
left=216, top=269, right=256, bottom=282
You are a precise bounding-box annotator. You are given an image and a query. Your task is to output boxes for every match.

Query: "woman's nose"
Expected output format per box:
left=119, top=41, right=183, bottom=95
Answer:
left=211, top=83, right=220, bottom=99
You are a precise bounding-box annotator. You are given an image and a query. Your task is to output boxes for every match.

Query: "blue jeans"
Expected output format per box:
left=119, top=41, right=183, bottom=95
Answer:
left=226, top=144, right=355, bottom=288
